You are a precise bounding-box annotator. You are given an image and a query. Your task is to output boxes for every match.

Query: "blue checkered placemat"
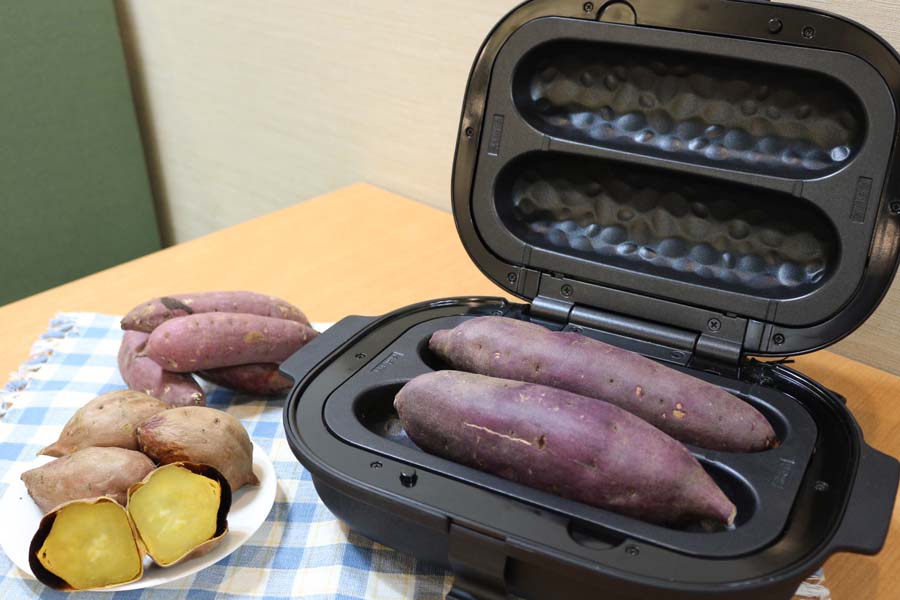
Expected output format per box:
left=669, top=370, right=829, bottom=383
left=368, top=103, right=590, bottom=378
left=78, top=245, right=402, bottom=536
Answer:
left=0, top=313, right=452, bottom=599
left=0, top=314, right=831, bottom=599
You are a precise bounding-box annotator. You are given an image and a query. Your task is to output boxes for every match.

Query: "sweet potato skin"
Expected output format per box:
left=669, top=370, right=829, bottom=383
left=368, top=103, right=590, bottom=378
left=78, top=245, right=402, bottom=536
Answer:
left=197, top=363, right=292, bottom=395
left=22, top=447, right=156, bottom=513
left=145, top=313, right=318, bottom=372
left=118, top=330, right=205, bottom=407
left=395, top=371, right=736, bottom=526
left=429, top=317, right=777, bottom=453
left=136, top=406, right=259, bottom=491
left=121, top=290, right=309, bottom=332
left=40, top=391, right=169, bottom=457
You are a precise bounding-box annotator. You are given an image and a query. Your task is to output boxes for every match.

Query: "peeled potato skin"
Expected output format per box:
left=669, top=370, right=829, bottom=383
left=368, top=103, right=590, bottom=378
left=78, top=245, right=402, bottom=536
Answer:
left=40, top=390, right=168, bottom=457
left=22, top=447, right=155, bottom=513
left=137, top=407, right=258, bottom=491
left=127, top=462, right=231, bottom=567
left=28, top=497, right=144, bottom=591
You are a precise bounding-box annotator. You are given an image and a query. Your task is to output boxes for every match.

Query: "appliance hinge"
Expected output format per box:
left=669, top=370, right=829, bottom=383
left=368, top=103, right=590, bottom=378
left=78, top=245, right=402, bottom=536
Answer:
left=447, top=523, right=509, bottom=600
left=531, top=295, right=746, bottom=376
left=530, top=295, right=574, bottom=325
left=693, top=333, right=744, bottom=377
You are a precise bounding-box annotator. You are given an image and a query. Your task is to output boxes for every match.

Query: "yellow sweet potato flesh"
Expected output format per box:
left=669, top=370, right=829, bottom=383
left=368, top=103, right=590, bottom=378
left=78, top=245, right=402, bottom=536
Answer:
left=128, top=464, right=222, bottom=566
left=36, top=501, right=142, bottom=590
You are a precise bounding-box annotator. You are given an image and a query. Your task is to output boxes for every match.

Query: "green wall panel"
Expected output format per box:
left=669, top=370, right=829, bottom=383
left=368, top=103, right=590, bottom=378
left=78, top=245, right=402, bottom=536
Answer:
left=0, top=0, right=161, bottom=306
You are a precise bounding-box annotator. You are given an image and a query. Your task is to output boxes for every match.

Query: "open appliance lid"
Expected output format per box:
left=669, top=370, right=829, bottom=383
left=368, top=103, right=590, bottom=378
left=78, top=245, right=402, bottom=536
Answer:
left=452, top=0, right=900, bottom=357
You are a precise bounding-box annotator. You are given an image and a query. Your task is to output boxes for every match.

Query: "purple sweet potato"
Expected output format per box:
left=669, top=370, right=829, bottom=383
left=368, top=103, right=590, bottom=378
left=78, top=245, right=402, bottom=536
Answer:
left=121, top=291, right=309, bottom=332
left=22, top=447, right=156, bottom=513
left=429, top=317, right=777, bottom=453
left=145, top=313, right=318, bottom=372
left=118, top=330, right=205, bottom=407
left=40, top=391, right=169, bottom=457
left=395, top=371, right=736, bottom=526
left=197, top=363, right=292, bottom=396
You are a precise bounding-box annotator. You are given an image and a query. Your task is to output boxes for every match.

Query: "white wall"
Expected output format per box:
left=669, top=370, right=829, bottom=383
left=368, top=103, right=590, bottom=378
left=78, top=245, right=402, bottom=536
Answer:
left=116, top=0, right=900, bottom=374
left=117, top=0, right=900, bottom=243
left=116, top=0, right=524, bottom=243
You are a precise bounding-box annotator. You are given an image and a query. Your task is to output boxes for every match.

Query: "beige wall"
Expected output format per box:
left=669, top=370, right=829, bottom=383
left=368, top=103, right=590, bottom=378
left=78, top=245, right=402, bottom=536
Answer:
left=117, top=0, right=900, bottom=375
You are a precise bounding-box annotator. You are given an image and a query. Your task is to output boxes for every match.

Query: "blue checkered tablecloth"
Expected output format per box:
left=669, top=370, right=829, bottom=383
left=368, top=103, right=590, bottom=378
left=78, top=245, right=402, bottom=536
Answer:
left=0, top=314, right=831, bottom=599
left=0, top=313, right=452, bottom=599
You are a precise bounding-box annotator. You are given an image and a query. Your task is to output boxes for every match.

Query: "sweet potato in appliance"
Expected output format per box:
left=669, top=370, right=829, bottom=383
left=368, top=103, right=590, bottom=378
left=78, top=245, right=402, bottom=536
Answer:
left=22, top=447, right=155, bottom=513
left=121, top=290, right=310, bottom=332
left=118, top=330, right=205, bottom=407
left=40, top=390, right=168, bottom=457
left=429, top=316, right=777, bottom=453
left=395, top=370, right=737, bottom=527
left=145, top=313, right=318, bottom=372
left=137, top=406, right=259, bottom=491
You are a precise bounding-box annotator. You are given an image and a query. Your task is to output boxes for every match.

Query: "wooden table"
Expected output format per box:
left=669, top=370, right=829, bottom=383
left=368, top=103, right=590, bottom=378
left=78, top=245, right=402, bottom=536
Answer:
left=1, top=183, right=897, bottom=598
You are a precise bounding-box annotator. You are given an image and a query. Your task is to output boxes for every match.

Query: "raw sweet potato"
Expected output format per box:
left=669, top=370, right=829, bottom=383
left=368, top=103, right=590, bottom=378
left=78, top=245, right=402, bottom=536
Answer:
left=121, top=290, right=309, bottom=332
left=29, top=497, right=144, bottom=591
left=145, top=313, right=318, bottom=372
left=137, top=406, right=258, bottom=491
left=22, top=447, right=156, bottom=513
left=395, top=371, right=736, bottom=526
left=429, top=317, right=777, bottom=453
left=127, top=462, right=230, bottom=567
left=197, top=363, right=292, bottom=395
left=40, top=390, right=168, bottom=457
left=118, top=330, right=205, bottom=407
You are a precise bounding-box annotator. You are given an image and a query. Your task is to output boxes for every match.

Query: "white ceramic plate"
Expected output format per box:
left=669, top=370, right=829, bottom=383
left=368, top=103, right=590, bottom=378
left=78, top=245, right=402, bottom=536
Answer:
left=0, top=441, right=276, bottom=591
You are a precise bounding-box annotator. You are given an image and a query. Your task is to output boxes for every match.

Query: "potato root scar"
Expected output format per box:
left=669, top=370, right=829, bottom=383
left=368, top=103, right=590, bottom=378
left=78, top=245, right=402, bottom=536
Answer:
left=463, top=423, right=533, bottom=446
left=243, top=331, right=266, bottom=344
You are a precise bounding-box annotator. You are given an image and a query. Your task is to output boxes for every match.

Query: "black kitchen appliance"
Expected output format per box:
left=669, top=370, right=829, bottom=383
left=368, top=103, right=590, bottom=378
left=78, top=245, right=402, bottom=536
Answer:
left=283, top=1, right=900, bottom=598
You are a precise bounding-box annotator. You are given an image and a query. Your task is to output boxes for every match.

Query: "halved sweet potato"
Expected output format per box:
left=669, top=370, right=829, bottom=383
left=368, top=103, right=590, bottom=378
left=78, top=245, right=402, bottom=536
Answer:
left=29, top=497, right=144, bottom=591
left=127, top=463, right=231, bottom=567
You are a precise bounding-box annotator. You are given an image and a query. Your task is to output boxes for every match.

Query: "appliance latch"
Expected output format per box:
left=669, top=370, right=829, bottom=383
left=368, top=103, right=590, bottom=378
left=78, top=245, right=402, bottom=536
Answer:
left=447, top=522, right=509, bottom=600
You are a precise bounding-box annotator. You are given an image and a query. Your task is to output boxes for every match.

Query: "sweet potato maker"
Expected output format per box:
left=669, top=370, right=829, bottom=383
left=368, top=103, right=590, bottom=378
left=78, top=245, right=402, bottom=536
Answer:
left=283, top=1, right=900, bottom=598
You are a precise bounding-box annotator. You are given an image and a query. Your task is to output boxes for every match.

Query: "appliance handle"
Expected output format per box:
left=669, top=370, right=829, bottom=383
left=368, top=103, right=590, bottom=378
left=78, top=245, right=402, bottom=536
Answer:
left=831, top=443, right=900, bottom=555
left=279, top=315, right=378, bottom=384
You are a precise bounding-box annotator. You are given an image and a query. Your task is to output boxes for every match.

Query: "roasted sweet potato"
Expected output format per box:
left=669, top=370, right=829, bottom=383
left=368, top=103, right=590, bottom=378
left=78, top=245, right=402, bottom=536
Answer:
left=145, top=313, right=318, bottom=372
left=29, top=464, right=231, bottom=590
left=40, top=390, right=168, bottom=457
left=127, top=463, right=230, bottom=567
left=118, top=330, right=205, bottom=407
left=395, top=371, right=736, bottom=526
left=197, top=363, right=292, bottom=395
left=137, top=406, right=258, bottom=491
left=29, top=497, right=144, bottom=591
left=121, top=290, right=310, bottom=332
left=22, top=447, right=155, bottom=513
left=429, top=317, right=777, bottom=453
